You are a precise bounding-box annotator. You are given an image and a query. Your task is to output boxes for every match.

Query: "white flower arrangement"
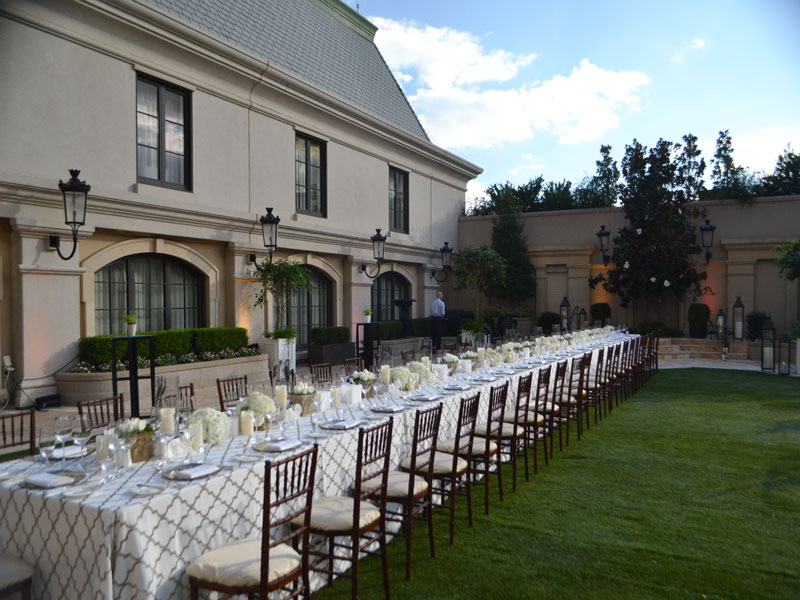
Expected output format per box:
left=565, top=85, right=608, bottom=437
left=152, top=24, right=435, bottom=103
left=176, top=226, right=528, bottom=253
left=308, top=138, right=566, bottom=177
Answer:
left=293, top=381, right=316, bottom=395
left=441, top=353, right=459, bottom=364
left=390, top=366, right=419, bottom=391
left=623, top=261, right=630, bottom=270
left=186, top=407, right=230, bottom=445
left=237, top=391, right=277, bottom=427
left=460, top=351, right=478, bottom=359
left=407, top=361, right=433, bottom=384
left=663, top=280, right=671, bottom=287
left=351, top=369, right=376, bottom=382
left=650, top=276, right=657, bottom=283
left=117, top=418, right=149, bottom=435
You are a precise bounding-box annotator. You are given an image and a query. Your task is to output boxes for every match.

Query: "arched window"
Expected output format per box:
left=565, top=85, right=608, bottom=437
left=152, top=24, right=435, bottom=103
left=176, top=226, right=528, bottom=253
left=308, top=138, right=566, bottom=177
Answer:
left=94, top=253, right=204, bottom=335
left=282, top=266, right=333, bottom=347
left=371, top=272, right=410, bottom=321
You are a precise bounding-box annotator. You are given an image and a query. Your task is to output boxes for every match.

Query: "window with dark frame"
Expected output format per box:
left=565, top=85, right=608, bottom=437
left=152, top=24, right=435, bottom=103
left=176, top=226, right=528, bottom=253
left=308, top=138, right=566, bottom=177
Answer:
left=370, top=271, right=410, bottom=322
left=280, top=266, right=333, bottom=347
left=389, top=166, right=409, bottom=233
left=94, top=254, right=204, bottom=335
left=295, top=134, right=326, bottom=216
left=136, top=74, right=192, bottom=190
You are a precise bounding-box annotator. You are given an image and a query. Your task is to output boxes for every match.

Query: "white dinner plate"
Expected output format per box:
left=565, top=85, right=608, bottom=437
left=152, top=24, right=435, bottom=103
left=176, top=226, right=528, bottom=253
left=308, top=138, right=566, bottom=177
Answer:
left=233, top=454, right=261, bottom=463
left=61, top=482, right=102, bottom=499
left=131, top=483, right=168, bottom=497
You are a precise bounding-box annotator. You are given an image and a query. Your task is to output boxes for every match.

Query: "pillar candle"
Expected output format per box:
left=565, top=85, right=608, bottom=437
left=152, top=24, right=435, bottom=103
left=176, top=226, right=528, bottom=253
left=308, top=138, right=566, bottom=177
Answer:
left=275, top=385, right=288, bottom=410
left=476, top=348, right=485, bottom=362
left=239, top=410, right=254, bottom=436
left=380, top=365, right=391, bottom=384
left=160, top=408, right=175, bottom=435
left=421, top=356, right=430, bottom=368
left=189, top=423, right=204, bottom=451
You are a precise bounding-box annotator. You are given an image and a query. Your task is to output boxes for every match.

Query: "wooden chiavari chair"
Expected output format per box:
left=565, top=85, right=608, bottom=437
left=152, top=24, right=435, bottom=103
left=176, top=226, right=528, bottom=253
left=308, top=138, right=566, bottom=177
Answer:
left=216, top=375, right=247, bottom=412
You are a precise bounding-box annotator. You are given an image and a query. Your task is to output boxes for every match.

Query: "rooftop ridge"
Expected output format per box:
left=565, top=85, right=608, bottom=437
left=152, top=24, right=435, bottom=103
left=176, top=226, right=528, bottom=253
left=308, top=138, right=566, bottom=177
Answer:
left=312, top=0, right=376, bottom=40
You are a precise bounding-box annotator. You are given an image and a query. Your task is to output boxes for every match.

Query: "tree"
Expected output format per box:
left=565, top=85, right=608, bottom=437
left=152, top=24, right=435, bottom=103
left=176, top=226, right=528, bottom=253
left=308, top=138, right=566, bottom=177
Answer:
left=488, top=186, right=536, bottom=304
left=540, top=180, right=574, bottom=210
left=705, top=130, right=760, bottom=200
left=454, top=245, right=507, bottom=319
left=762, top=147, right=800, bottom=196
left=674, top=133, right=706, bottom=203
left=775, top=239, right=800, bottom=281
left=252, top=258, right=312, bottom=332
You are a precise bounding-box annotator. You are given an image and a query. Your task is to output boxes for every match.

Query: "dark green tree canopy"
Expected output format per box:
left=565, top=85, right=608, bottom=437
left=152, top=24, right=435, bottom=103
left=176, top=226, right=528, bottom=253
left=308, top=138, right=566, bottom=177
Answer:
left=454, top=245, right=507, bottom=318
left=488, top=185, right=536, bottom=303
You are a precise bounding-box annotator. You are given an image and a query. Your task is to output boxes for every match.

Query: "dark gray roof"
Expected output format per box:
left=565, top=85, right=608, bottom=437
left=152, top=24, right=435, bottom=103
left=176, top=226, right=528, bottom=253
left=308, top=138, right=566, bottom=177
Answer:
left=144, top=0, right=429, bottom=141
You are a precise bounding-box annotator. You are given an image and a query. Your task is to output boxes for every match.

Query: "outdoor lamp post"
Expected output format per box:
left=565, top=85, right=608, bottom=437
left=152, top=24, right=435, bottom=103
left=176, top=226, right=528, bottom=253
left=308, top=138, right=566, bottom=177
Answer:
left=361, top=228, right=387, bottom=279
left=559, top=297, right=570, bottom=332
left=761, top=317, right=775, bottom=373
left=253, top=207, right=280, bottom=264
left=732, top=297, right=744, bottom=341
left=49, top=169, right=89, bottom=261
left=699, top=218, right=715, bottom=264
left=431, top=241, right=453, bottom=282
left=777, top=335, right=791, bottom=376
left=716, top=308, right=726, bottom=339
left=596, top=225, right=611, bottom=266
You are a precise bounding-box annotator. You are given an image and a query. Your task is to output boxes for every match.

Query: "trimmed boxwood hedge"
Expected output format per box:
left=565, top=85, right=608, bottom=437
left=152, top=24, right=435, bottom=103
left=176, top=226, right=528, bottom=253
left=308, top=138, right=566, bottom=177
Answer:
left=309, top=326, right=351, bottom=345
left=79, top=327, right=249, bottom=368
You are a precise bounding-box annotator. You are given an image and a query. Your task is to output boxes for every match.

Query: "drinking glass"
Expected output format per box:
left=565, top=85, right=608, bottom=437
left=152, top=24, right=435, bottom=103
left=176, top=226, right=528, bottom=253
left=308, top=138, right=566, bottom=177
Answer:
left=53, top=416, right=73, bottom=465
left=311, top=397, right=323, bottom=435
left=38, top=428, right=55, bottom=464
left=99, top=435, right=117, bottom=482
left=71, top=415, right=92, bottom=460
left=264, top=406, right=279, bottom=441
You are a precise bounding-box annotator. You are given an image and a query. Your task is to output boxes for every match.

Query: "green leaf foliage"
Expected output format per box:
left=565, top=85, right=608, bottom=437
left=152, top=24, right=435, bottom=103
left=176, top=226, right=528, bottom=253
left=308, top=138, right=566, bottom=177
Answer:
left=487, top=186, right=536, bottom=303
left=590, top=302, right=612, bottom=324
left=309, top=326, right=350, bottom=345
left=537, top=311, right=560, bottom=333
left=775, top=238, right=800, bottom=281
left=687, top=303, right=711, bottom=324
left=454, top=245, right=507, bottom=319
left=252, top=258, right=312, bottom=332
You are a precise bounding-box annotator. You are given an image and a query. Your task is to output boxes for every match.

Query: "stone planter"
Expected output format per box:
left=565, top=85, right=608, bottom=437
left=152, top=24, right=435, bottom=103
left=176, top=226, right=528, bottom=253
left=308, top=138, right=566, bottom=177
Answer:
left=307, top=342, right=356, bottom=366
left=259, top=337, right=296, bottom=373
left=55, top=354, right=269, bottom=407
left=131, top=431, right=154, bottom=463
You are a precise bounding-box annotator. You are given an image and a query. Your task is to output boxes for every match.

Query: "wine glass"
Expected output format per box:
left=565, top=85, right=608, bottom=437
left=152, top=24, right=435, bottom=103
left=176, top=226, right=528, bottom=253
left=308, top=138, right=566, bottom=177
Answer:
left=38, top=428, right=55, bottom=464
left=99, top=434, right=117, bottom=482
left=310, top=397, right=323, bottom=436
left=53, top=416, right=73, bottom=466
left=71, top=415, right=91, bottom=461
left=264, top=405, right=279, bottom=441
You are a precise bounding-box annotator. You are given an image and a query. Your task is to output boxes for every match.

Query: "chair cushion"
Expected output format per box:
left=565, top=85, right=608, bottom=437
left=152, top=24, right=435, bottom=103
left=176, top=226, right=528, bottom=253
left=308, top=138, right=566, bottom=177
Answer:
left=186, top=538, right=299, bottom=588
left=437, top=436, right=498, bottom=456
left=531, top=401, right=560, bottom=414
left=403, top=452, right=467, bottom=475
left=0, top=553, right=34, bottom=589
left=292, top=495, right=380, bottom=532
left=503, top=412, right=545, bottom=426
left=362, top=470, right=428, bottom=498
left=546, top=393, right=578, bottom=405
left=475, top=421, right=523, bottom=438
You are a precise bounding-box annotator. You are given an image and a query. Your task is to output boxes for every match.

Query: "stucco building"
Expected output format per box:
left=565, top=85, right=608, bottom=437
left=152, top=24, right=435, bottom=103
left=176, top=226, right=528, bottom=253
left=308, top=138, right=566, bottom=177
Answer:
left=0, top=0, right=481, bottom=406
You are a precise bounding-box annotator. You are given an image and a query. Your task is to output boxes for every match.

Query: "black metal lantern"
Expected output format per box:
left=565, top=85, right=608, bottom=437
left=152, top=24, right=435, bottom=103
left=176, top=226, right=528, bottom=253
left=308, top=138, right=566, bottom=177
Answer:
left=559, top=297, right=570, bottom=331
left=258, top=207, right=280, bottom=263
left=716, top=308, right=726, bottom=338
left=431, top=241, right=453, bottom=282
left=49, top=169, right=90, bottom=260
left=362, top=228, right=387, bottom=279
left=761, top=317, right=775, bottom=373
left=596, top=225, right=611, bottom=266
left=732, top=297, right=744, bottom=341
left=777, top=335, right=791, bottom=376
left=699, top=218, right=715, bottom=264
left=579, top=307, right=587, bottom=329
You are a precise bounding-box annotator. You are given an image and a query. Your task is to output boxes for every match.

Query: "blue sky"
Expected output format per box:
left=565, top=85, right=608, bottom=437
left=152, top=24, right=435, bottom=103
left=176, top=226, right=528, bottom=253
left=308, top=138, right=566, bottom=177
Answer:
left=346, top=0, right=800, bottom=203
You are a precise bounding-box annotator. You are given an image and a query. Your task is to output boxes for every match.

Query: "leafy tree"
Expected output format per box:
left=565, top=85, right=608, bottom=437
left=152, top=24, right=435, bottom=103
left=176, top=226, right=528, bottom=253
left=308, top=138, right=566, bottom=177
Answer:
left=705, top=130, right=760, bottom=199
left=516, top=176, right=545, bottom=212
left=775, top=239, right=800, bottom=281
left=489, top=186, right=536, bottom=303
left=674, top=133, right=706, bottom=203
left=252, top=258, right=312, bottom=332
left=540, top=180, right=574, bottom=210
left=454, top=245, right=507, bottom=319
left=762, top=147, right=800, bottom=196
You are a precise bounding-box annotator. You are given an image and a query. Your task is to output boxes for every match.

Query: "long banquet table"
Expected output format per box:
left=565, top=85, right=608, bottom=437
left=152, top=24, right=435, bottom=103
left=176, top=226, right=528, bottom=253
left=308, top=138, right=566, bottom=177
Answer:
left=0, top=334, right=633, bottom=599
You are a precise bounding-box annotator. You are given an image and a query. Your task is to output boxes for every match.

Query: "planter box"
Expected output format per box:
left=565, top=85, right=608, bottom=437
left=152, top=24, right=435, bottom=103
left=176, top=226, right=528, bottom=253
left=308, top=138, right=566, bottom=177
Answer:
left=512, top=317, right=535, bottom=336
left=55, top=354, right=269, bottom=407
left=688, top=321, right=706, bottom=339
left=307, top=342, right=356, bottom=366
left=258, top=337, right=297, bottom=373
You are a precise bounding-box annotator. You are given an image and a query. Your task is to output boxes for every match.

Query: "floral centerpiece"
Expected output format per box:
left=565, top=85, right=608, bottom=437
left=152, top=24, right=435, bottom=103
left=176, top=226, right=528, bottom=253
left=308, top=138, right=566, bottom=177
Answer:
left=407, top=361, right=433, bottom=385
left=291, top=381, right=316, bottom=416
left=441, top=352, right=459, bottom=375
left=236, top=391, right=277, bottom=428
left=186, top=407, right=231, bottom=445
left=390, top=366, right=421, bottom=391
left=351, top=369, right=376, bottom=396
left=117, top=417, right=154, bottom=463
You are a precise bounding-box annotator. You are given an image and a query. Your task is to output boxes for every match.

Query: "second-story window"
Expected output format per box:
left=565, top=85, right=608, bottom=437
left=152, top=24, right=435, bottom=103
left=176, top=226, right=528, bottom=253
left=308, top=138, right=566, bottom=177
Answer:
left=136, top=74, right=192, bottom=190
left=295, top=134, right=326, bottom=216
left=389, top=167, right=408, bottom=233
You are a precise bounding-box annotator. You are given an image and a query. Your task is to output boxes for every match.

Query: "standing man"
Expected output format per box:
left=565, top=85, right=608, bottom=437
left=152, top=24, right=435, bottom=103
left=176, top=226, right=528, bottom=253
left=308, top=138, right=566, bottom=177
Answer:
left=430, top=291, right=446, bottom=353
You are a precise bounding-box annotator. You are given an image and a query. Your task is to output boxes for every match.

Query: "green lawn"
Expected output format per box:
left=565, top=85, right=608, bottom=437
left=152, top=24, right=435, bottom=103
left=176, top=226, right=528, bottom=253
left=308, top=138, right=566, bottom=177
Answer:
left=315, top=369, right=800, bottom=599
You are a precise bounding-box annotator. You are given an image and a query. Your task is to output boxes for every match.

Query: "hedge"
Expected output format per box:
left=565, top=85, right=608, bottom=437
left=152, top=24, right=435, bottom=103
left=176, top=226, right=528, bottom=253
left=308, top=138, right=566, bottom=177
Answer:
left=79, top=327, right=249, bottom=368
left=309, top=326, right=351, bottom=345
left=630, top=321, right=682, bottom=338
left=537, top=311, right=560, bottom=333
left=590, top=302, right=612, bottom=324
left=687, top=303, right=711, bottom=324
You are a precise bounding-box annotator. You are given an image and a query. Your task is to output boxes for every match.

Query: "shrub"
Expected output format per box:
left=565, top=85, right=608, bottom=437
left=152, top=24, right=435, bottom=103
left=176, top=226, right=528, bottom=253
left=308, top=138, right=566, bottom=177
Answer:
left=537, top=311, right=560, bottom=333
left=745, top=311, right=770, bottom=341
left=483, top=306, right=510, bottom=320
left=590, top=302, right=612, bottom=324
left=687, top=303, right=711, bottom=324
left=271, top=326, right=296, bottom=340
left=461, top=319, right=490, bottom=334
left=443, top=309, right=474, bottom=337
left=309, top=326, right=351, bottom=345
left=378, top=320, right=403, bottom=340
left=631, top=321, right=683, bottom=337
left=411, top=317, right=432, bottom=337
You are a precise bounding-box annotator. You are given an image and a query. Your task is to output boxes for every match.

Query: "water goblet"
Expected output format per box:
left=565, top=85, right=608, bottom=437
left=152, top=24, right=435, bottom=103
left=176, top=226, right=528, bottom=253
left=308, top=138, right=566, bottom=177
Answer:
left=53, top=416, right=73, bottom=466
left=38, top=428, right=55, bottom=464
left=71, top=415, right=91, bottom=460
left=310, top=397, right=323, bottom=436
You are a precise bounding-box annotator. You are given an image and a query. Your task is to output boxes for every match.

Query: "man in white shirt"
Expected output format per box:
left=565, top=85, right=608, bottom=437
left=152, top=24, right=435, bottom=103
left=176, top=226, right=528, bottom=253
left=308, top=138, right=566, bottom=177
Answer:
left=430, top=291, right=445, bottom=353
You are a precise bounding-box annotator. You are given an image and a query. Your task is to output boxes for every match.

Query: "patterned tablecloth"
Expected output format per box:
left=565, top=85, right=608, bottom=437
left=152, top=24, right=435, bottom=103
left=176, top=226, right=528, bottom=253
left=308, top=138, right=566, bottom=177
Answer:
left=0, top=335, right=631, bottom=599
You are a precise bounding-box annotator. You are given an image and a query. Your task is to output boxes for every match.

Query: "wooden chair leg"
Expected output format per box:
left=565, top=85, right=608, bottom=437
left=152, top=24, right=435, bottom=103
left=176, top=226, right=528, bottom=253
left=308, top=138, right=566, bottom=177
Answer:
left=511, top=439, right=518, bottom=491
left=522, top=436, right=529, bottom=482
left=328, top=536, right=335, bottom=587
left=496, top=454, right=503, bottom=502
left=351, top=533, right=360, bottom=600
left=427, top=494, right=436, bottom=559
left=465, top=473, right=473, bottom=528
left=404, top=500, right=413, bottom=581
left=380, top=526, right=391, bottom=600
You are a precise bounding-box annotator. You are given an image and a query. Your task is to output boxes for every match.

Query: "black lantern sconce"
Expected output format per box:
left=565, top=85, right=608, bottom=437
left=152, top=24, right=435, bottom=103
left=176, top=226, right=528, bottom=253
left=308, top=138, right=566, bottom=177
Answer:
left=777, top=335, right=792, bottom=376
left=559, top=297, right=570, bottom=332
left=579, top=307, right=587, bottom=330
left=596, top=225, right=611, bottom=266
left=715, top=308, right=726, bottom=339
left=431, top=241, right=453, bottom=282
left=250, top=207, right=280, bottom=264
left=732, top=297, right=744, bottom=341
left=699, top=218, right=715, bottom=264
left=361, top=228, right=387, bottom=279
left=760, top=317, right=775, bottom=373
left=49, top=169, right=90, bottom=261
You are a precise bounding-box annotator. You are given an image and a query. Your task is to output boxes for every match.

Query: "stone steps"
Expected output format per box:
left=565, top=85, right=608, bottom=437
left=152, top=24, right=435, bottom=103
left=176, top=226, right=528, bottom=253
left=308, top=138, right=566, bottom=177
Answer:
left=658, top=337, right=750, bottom=362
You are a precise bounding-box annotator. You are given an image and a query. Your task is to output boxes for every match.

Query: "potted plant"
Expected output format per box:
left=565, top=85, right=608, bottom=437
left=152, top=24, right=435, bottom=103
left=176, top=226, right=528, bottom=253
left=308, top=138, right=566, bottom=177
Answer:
left=362, top=308, right=372, bottom=323
left=252, top=258, right=311, bottom=372
left=590, top=302, right=612, bottom=326
left=124, top=313, right=137, bottom=336
left=687, top=303, right=710, bottom=339
left=308, top=326, right=355, bottom=365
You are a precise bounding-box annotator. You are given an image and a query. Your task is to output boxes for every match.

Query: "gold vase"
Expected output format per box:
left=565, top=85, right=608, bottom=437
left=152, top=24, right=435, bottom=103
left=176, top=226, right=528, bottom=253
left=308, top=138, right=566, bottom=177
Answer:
left=131, top=431, right=154, bottom=463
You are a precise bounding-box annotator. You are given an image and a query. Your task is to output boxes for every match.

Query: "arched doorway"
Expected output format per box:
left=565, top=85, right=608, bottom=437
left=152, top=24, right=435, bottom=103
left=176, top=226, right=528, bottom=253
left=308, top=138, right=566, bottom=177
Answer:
left=371, top=271, right=411, bottom=321
left=282, top=266, right=333, bottom=347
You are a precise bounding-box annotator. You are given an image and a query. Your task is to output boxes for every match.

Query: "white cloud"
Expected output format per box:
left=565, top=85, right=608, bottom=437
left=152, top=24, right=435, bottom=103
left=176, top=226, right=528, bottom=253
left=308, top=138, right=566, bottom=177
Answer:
left=699, top=127, right=800, bottom=174
left=521, top=153, right=533, bottom=160
left=465, top=179, right=487, bottom=212
left=672, top=51, right=684, bottom=64
left=691, top=38, right=705, bottom=49
left=372, top=18, right=650, bottom=150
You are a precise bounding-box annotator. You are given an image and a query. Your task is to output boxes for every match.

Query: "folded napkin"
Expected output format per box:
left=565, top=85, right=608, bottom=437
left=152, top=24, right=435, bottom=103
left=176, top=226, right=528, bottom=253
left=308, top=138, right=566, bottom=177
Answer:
left=444, top=383, right=472, bottom=391
left=172, top=464, right=220, bottom=480
left=372, top=405, right=405, bottom=413
left=473, top=376, right=497, bottom=383
left=322, top=420, right=362, bottom=430
left=255, top=439, right=302, bottom=452
left=411, top=393, right=440, bottom=401
left=493, top=368, right=515, bottom=375
left=51, top=445, right=86, bottom=459
left=25, top=472, right=74, bottom=488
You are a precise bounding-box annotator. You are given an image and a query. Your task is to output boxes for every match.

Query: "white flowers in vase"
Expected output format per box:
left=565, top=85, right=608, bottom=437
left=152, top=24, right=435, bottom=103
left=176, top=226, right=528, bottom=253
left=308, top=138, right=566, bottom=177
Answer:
left=351, top=369, right=376, bottom=382
left=236, top=391, right=277, bottom=427
left=186, top=407, right=231, bottom=445
left=293, top=381, right=316, bottom=395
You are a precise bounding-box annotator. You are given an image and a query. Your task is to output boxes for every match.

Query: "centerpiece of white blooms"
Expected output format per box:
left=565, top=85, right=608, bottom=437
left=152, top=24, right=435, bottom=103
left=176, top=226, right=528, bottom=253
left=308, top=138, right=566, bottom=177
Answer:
left=186, top=407, right=231, bottom=445
left=117, top=417, right=154, bottom=463
left=440, top=352, right=459, bottom=375
left=407, top=360, right=433, bottom=385
left=389, top=366, right=422, bottom=391
left=237, top=391, right=277, bottom=428
left=291, top=381, right=316, bottom=416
